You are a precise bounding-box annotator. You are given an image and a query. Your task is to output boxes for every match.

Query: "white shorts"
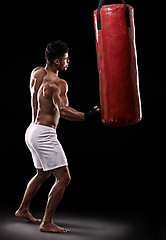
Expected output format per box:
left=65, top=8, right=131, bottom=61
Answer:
left=25, top=123, right=68, bottom=171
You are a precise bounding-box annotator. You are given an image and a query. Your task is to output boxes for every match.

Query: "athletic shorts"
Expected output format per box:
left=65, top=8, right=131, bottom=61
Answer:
left=25, top=123, right=68, bottom=171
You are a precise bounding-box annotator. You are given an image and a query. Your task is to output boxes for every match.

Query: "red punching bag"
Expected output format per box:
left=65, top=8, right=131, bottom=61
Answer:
left=94, top=0, right=142, bottom=126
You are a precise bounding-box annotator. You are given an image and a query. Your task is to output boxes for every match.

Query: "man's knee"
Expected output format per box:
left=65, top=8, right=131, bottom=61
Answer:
left=66, top=174, right=71, bottom=186
left=56, top=173, right=71, bottom=188
left=60, top=174, right=71, bottom=187
left=52, top=166, right=71, bottom=187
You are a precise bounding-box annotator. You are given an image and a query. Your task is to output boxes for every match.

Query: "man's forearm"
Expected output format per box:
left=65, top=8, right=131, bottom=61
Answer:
left=60, top=106, right=85, bottom=121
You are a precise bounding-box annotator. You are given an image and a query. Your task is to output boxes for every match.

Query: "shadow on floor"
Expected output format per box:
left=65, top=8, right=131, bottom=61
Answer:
left=0, top=209, right=159, bottom=240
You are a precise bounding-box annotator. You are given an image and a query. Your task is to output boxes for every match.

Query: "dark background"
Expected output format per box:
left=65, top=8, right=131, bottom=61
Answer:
left=0, top=0, right=165, bottom=228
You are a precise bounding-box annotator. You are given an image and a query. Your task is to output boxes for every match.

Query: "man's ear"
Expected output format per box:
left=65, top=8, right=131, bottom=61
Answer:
left=53, top=59, right=60, bottom=66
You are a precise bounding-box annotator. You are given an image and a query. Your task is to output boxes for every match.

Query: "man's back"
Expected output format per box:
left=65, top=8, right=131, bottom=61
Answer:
left=30, top=67, right=68, bottom=129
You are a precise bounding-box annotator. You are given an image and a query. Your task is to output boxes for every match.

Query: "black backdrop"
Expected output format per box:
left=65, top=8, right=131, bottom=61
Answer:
left=0, top=0, right=165, bottom=214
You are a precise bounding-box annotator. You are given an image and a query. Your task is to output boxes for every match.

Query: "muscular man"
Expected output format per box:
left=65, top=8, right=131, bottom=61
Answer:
left=15, top=40, right=100, bottom=233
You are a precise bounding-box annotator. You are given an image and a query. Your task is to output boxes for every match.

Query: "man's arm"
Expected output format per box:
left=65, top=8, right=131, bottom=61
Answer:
left=52, top=80, right=100, bottom=122
left=60, top=106, right=85, bottom=121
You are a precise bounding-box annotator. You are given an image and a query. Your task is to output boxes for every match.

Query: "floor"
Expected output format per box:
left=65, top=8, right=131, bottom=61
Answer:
left=1, top=183, right=166, bottom=240
left=0, top=207, right=164, bottom=240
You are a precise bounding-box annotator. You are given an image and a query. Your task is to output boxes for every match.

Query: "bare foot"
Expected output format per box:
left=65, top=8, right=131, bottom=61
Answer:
left=15, top=209, right=41, bottom=223
left=40, top=221, right=69, bottom=233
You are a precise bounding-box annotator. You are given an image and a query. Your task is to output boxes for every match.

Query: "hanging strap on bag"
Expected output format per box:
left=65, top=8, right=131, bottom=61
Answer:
left=97, top=0, right=131, bottom=30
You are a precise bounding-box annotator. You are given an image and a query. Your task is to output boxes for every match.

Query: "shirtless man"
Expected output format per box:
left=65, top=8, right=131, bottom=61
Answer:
left=15, top=40, right=100, bottom=233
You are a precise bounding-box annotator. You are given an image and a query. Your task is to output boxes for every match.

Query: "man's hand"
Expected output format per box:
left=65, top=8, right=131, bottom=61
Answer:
left=84, top=106, right=101, bottom=122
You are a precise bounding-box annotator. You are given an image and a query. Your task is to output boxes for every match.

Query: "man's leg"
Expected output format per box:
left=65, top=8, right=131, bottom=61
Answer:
left=40, top=166, right=71, bottom=233
left=15, top=169, right=51, bottom=222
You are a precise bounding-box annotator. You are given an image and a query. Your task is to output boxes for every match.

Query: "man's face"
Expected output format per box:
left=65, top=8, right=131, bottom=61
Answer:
left=58, top=52, right=70, bottom=71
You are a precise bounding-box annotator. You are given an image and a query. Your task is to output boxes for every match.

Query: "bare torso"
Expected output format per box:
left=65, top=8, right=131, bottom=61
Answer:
left=30, top=67, right=69, bottom=129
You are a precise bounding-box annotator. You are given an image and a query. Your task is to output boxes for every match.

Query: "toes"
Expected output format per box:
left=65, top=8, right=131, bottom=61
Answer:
left=57, top=227, right=69, bottom=233
left=35, top=219, right=42, bottom=223
left=35, top=218, right=42, bottom=222
left=62, top=229, right=69, bottom=233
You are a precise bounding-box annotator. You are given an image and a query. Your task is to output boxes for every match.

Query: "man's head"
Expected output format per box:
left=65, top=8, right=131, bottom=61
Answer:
left=45, top=40, right=69, bottom=71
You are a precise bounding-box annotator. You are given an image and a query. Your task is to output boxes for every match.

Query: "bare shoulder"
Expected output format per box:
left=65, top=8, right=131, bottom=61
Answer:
left=31, top=66, right=47, bottom=78
left=49, top=77, right=67, bottom=92
left=43, top=78, right=59, bottom=95
left=60, top=78, right=67, bottom=86
left=30, top=67, right=47, bottom=90
left=59, top=78, right=68, bottom=93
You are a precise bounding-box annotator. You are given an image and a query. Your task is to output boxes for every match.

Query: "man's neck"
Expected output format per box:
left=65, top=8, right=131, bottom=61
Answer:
left=45, top=64, right=59, bottom=76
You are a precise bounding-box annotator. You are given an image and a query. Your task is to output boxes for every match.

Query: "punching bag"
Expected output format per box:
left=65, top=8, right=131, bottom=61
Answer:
left=94, top=0, right=142, bottom=126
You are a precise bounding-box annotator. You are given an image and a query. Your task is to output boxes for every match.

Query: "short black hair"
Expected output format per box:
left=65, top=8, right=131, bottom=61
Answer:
left=45, top=40, right=69, bottom=65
